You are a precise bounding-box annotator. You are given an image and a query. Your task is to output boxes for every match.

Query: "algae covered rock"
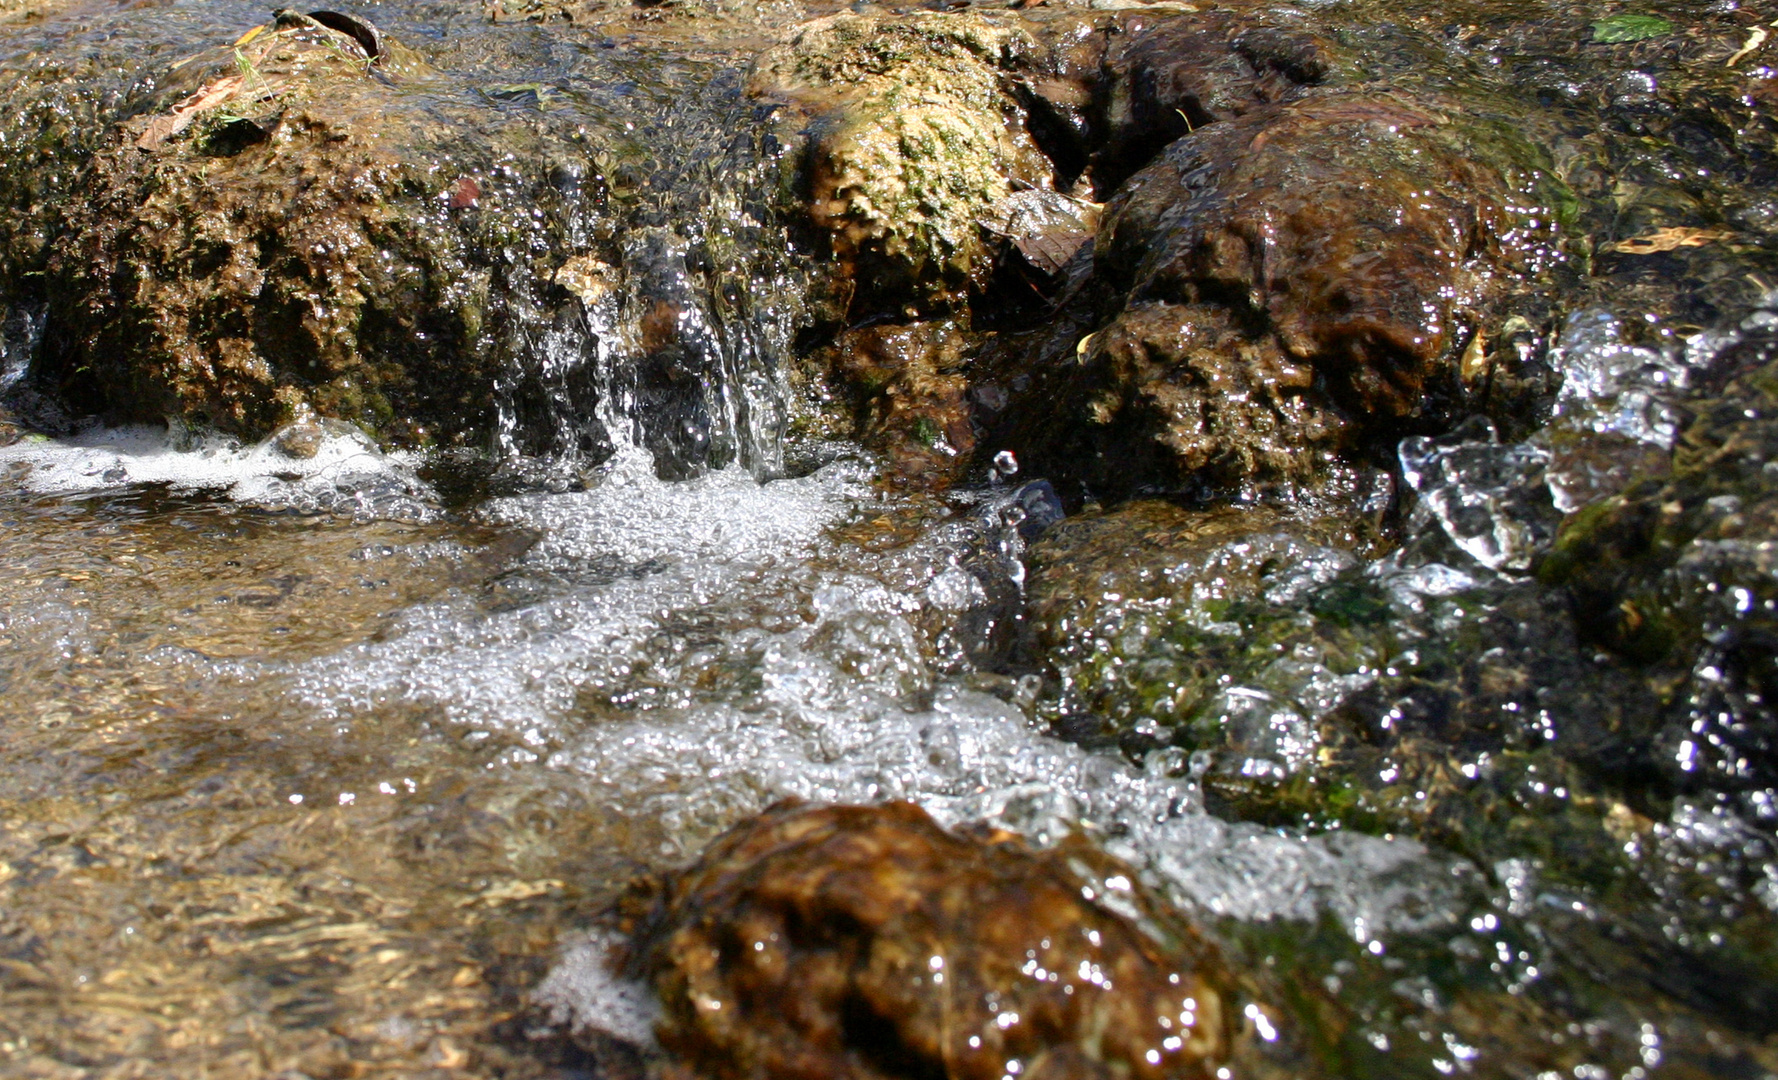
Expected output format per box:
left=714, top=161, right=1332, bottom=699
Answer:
left=1025, top=500, right=1377, bottom=759
left=626, top=799, right=1259, bottom=1080
left=36, top=12, right=591, bottom=446
left=1020, top=490, right=1668, bottom=829
left=752, top=12, right=1051, bottom=317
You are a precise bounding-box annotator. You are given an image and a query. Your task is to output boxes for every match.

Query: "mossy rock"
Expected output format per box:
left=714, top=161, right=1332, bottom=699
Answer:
left=28, top=16, right=610, bottom=445
left=751, top=12, right=1052, bottom=318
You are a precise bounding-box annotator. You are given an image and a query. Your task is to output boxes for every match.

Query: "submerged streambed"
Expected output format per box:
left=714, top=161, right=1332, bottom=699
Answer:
left=1, top=0, right=1776, bottom=1076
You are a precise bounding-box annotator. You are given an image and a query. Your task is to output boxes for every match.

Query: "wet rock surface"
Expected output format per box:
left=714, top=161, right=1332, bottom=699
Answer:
left=1013, top=297, right=1778, bottom=1070
left=625, top=799, right=1262, bottom=1080
left=1084, top=13, right=1344, bottom=194
left=0, top=0, right=808, bottom=472
left=983, top=88, right=1568, bottom=501
left=1541, top=302, right=1778, bottom=789
left=811, top=319, right=978, bottom=481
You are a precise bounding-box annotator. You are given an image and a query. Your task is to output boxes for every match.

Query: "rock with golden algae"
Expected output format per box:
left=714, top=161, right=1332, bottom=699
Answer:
left=626, top=799, right=1253, bottom=1080
left=751, top=13, right=1051, bottom=319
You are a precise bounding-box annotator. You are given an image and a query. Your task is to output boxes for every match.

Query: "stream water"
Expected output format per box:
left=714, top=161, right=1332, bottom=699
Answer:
left=1, top=0, right=1776, bottom=1078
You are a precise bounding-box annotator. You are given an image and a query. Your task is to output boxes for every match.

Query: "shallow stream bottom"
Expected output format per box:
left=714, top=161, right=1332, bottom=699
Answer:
left=0, top=437, right=1656, bottom=1078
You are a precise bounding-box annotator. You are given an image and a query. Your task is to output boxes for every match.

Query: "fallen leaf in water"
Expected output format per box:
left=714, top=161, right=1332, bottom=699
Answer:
left=1591, top=14, right=1673, bottom=42
left=1460, top=328, right=1489, bottom=386
left=1605, top=227, right=1733, bottom=254
left=454, top=878, right=563, bottom=907
left=1724, top=25, right=1769, bottom=66
left=136, top=75, right=252, bottom=150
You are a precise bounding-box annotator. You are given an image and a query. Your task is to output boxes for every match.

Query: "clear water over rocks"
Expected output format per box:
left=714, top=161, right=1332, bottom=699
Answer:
left=1, top=0, right=1777, bottom=1076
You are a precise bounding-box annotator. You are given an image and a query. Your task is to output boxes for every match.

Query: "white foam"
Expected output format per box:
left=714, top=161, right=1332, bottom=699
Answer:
left=210, top=438, right=1484, bottom=1043
left=286, top=449, right=870, bottom=733
left=0, top=422, right=435, bottom=519
left=281, top=447, right=1471, bottom=941
left=533, top=929, right=661, bottom=1049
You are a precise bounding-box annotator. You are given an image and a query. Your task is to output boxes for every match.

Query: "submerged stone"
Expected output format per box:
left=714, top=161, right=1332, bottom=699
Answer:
left=625, top=799, right=1261, bottom=1080
left=1541, top=297, right=1778, bottom=790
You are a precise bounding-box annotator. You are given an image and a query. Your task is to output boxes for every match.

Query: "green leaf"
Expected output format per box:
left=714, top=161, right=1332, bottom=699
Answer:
left=1591, top=14, right=1673, bottom=42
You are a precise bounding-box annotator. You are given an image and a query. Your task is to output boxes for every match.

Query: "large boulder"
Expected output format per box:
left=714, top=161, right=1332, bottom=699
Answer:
left=2, top=4, right=802, bottom=472
left=986, top=88, right=1568, bottom=502
left=625, top=799, right=1262, bottom=1080
left=34, top=11, right=591, bottom=446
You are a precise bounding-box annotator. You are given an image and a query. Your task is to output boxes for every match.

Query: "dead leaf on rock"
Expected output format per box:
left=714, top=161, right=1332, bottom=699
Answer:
left=136, top=74, right=261, bottom=150
left=306, top=10, right=385, bottom=61
left=978, top=189, right=1102, bottom=277
left=1605, top=227, right=1734, bottom=254
left=1724, top=24, right=1769, bottom=66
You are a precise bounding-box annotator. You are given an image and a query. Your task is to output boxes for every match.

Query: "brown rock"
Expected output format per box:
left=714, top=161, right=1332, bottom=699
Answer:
left=627, top=799, right=1250, bottom=1080
left=989, top=89, right=1564, bottom=502
left=1098, top=92, right=1538, bottom=419
left=1068, top=303, right=1346, bottom=492
left=1088, top=13, right=1341, bottom=193
left=41, top=18, right=504, bottom=442
left=820, top=320, right=976, bottom=482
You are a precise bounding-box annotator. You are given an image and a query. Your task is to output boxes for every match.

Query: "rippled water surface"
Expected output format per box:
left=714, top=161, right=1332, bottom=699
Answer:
left=0, top=432, right=1489, bottom=1076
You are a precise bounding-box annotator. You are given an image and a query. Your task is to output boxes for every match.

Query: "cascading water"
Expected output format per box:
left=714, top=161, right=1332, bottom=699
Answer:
left=487, top=72, right=804, bottom=482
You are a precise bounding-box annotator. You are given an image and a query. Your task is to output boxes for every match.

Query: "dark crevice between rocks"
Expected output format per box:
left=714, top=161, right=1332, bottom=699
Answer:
left=840, top=992, right=950, bottom=1080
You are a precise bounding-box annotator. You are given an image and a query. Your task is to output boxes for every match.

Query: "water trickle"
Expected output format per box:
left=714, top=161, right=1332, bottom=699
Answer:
left=1399, top=416, right=1559, bottom=572
left=483, top=71, right=807, bottom=481
left=0, top=300, right=43, bottom=394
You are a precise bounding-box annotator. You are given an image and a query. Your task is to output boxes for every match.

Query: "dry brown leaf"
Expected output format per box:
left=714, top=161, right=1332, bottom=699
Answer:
left=136, top=74, right=250, bottom=151
left=1605, top=226, right=1734, bottom=254
left=979, top=189, right=1101, bottom=276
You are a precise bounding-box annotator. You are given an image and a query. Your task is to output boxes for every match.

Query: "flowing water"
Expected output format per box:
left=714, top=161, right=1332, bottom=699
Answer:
left=2, top=1, right=1777, bottom=1078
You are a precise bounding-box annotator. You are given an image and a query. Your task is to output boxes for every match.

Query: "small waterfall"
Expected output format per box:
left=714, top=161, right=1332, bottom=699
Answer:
left=490, top=78, right=804, bottom=482
left=0, top=300, right=44, bottom=395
